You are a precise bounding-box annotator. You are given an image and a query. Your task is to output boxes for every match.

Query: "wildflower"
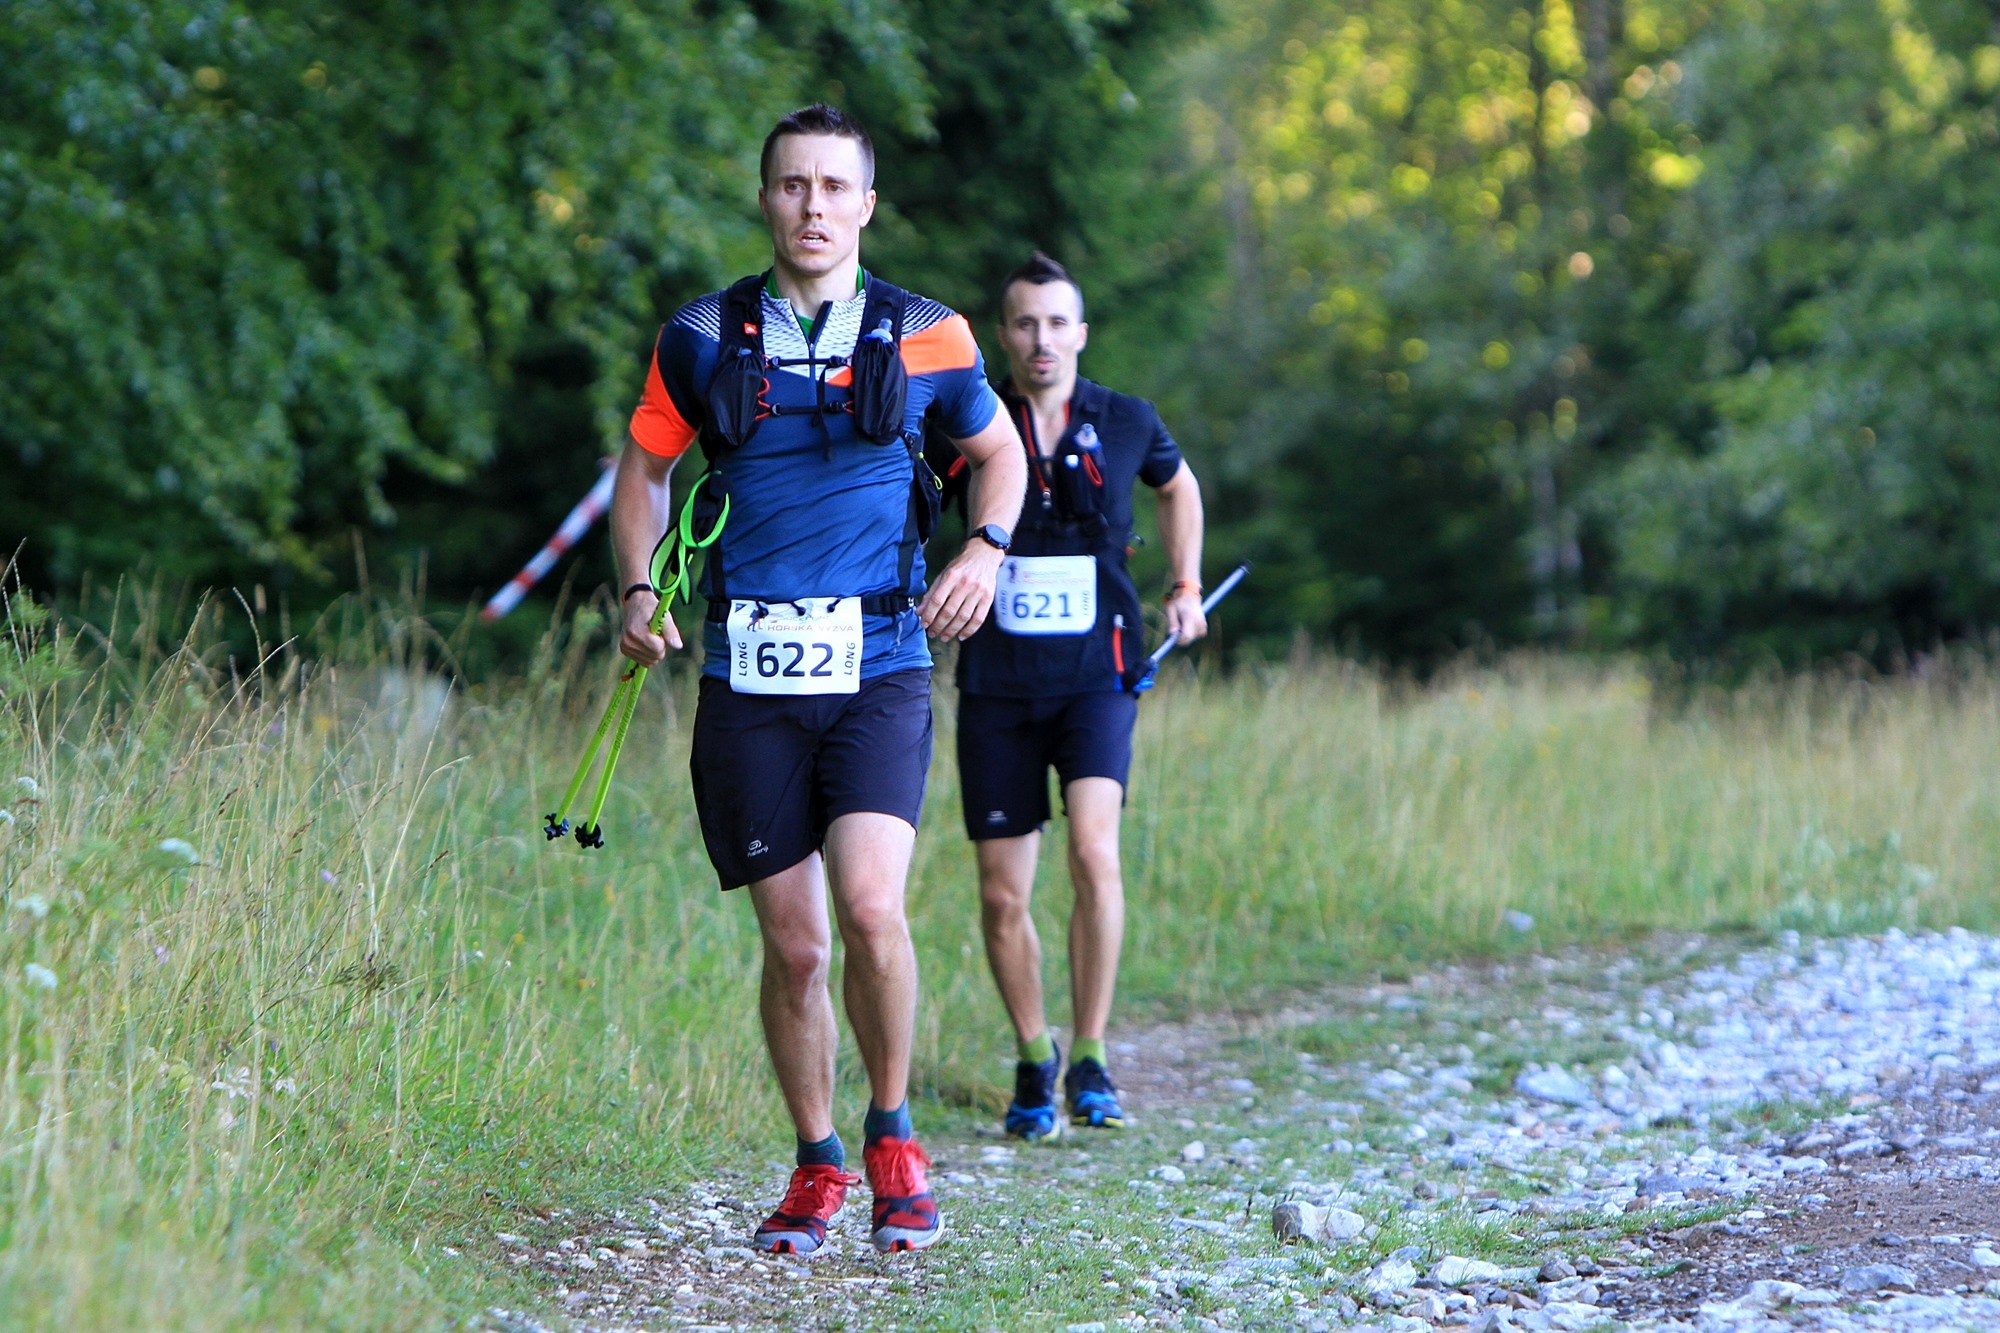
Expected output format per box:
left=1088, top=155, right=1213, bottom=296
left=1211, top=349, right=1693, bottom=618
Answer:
left=320, top=869, right=337, bottom=884
left=0, top=809, right=14, bottom=827
left=210, top=1066, right=253, bottom=1100
left=24, top=963, right=57, bottom=990
left=12, top=894, right=49, bottom=919
left=273, top=1076, right=298, bottom=1096
left=13, top=777, right=39, bottom=798
left=157, top=838, right=200, bottom=866
left=154, top=945, right=169, bottom=962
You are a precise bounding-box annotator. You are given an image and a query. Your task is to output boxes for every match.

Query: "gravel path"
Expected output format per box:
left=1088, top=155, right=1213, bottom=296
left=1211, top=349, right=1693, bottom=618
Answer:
left=478, top=929, right=2000, bottom=1331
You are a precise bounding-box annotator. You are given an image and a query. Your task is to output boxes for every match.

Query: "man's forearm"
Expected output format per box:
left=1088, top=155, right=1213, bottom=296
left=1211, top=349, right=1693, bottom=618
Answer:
left=611, top=439, right=676, bottom=588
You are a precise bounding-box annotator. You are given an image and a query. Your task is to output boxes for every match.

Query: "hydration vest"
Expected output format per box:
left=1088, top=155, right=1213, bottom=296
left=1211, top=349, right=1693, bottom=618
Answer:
left=955, top=381, right=1148, bottom=695
left=690, top=272, right=944, bottom=616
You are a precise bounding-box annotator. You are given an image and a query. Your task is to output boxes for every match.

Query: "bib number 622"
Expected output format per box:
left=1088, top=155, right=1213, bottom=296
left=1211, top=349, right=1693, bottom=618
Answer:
left=727, top=598, right=863, bottom=696
left=756, top=640, right=838, bottom=680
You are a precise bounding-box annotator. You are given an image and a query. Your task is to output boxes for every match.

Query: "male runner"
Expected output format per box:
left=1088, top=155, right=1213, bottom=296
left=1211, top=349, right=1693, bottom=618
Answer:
left=952, top=253, right=1205, bottom=1139
left=612, top=105, right=1026, bottom=1254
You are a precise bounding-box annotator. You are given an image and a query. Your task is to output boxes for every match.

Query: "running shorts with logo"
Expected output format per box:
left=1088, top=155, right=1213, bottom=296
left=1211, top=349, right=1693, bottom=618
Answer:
left=693, top=670, right=933, bottom=890
left=629, top=277, right=1000, bottom=887
left=956, top=690, right=1138, bottom=840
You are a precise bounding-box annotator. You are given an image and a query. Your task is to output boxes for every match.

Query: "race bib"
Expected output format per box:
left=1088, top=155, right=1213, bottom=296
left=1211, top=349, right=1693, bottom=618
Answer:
left=994, top=555, right=1097, bottom=636
left=726, top=598, right=863, bottom=695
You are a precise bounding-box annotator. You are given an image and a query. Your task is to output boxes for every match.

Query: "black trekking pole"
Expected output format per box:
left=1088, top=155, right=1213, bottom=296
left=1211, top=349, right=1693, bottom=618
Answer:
left=1132, top=561, right=1250, bottom=693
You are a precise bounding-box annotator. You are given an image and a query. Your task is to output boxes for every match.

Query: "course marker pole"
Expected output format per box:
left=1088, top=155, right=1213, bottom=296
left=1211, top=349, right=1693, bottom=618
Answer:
left=482, top=459, right=617, bottom=622
left=1132, top=561, right=1250, bottom=693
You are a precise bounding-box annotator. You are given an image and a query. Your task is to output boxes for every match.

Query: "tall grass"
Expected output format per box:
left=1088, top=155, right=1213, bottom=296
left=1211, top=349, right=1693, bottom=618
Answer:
left=4, top=587, right=1999, bottom=1329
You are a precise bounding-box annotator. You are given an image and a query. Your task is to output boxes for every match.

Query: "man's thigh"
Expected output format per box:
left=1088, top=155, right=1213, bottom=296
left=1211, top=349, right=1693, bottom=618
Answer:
left=818, top=669, right=934, bottom=832
left=1051, top=690, right=1138, bottom=810
left=689, top=676, right=829, bottom=891
left=957, top=693, right=1056, bottom=840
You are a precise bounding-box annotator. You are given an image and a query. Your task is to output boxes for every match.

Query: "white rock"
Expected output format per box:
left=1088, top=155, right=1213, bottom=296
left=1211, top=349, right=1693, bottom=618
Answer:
left=1364, top=1257, right=1419, bottom=1299
left=1151, top=1164, right=1185, bottom=1183
left=1179, top=1140, right=1206, bottom=1163
left=1972, top=1246, right=2000, bottom=1268
left=1515, top=1067, right=1595, bottom=1106
left=1433, top=1254, right=1505, bottom=1285
left=1736, top=1279, right=1804, bottom=1308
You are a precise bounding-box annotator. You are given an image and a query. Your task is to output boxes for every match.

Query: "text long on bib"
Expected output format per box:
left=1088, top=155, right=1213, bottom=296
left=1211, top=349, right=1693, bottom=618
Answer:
left=726, top=598, right=864, bottom=695
left=994, top=554, right=1097, bottom=636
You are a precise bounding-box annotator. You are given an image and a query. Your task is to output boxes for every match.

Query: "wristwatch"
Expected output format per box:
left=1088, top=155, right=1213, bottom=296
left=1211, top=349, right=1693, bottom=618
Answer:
left=972, top=524, right=1012, bottom=552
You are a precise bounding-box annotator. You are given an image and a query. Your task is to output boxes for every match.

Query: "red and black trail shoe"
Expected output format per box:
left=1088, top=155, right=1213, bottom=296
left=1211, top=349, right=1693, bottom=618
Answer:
left=863, top=1136, right=942, bottom=1252
left=752, top=1164, right=859, bottom=1256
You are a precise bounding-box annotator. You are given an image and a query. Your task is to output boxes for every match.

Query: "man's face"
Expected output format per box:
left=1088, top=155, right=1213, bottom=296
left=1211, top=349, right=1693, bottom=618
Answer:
left=759, top=134, right=876, bottom=279
left=998, top=280, right=1088, bottom=390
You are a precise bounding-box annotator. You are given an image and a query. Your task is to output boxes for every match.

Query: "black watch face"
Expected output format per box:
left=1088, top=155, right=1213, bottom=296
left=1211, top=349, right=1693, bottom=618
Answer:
left=980, top=525, right=1010, bottom=549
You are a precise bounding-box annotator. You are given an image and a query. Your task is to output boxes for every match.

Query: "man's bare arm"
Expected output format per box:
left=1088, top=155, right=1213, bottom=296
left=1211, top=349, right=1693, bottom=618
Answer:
left=612, top=438, right=684, bottom=665
left=918, top=412, right=1028, bottom=641
left=1155, top=461, right=1207, bottom=642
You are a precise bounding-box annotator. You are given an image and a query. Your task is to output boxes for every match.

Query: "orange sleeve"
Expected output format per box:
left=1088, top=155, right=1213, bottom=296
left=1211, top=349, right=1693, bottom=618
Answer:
left=627, top=339, right=696, bottom=458
left=899, top=314, right=980, bottom=377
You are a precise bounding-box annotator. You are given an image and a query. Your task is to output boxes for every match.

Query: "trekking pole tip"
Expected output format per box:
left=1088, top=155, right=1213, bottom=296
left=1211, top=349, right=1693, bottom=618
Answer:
left=575, top=823, right=604, bottom=850
left=543, top=813, right=570, bottom=841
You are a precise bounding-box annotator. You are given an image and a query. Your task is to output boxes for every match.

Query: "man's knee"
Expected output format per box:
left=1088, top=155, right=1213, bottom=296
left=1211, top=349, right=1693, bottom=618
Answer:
left=1068, top=835, right=1122, bottom=897
left=838, top=892, right=912, bottom=958
left=765, top=930, right=832, bottom=990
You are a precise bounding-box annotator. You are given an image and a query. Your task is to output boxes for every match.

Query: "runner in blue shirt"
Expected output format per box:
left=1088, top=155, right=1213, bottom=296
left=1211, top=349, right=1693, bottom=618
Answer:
left=610, top=105, right=1027, bottom=1256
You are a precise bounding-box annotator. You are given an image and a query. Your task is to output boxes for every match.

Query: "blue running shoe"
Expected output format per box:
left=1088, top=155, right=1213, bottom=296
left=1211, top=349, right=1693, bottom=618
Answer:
left=1064, top=1056, right=1125, bottom=1128
left=1004, top=1040, right=1063, bottom=1141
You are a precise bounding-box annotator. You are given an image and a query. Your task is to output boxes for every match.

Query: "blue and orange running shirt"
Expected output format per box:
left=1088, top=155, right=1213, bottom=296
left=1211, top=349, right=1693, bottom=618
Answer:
left=630, top=275, right=1002, bottom=681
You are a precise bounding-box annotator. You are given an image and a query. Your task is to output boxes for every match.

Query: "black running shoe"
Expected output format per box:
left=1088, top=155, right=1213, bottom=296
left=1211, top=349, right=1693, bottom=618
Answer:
left=1064, top=1056, right=1126, bottom=1128
left=1004, top=1039, right=1063, bottom=1141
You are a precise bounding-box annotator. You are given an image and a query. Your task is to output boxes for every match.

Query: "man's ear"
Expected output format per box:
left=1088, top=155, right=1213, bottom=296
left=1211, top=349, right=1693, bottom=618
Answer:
left=757, top=187, right=770, bottom=221
left=1077, top=321, right=1089, bottom=352
left=859, top=188, right=878, bottom=227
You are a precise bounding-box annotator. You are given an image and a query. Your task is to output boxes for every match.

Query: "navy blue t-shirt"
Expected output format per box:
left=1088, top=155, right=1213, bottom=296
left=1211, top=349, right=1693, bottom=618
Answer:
left=630, top=278, right=1001, bottom=679
left=952, top=377, right=1185, bottom=696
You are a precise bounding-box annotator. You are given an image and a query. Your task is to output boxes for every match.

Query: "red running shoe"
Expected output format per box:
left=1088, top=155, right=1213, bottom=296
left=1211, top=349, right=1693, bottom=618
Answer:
left=752, top=1164, right=859, bottom=1256
left=864, top=1136, right=942, bottom=1252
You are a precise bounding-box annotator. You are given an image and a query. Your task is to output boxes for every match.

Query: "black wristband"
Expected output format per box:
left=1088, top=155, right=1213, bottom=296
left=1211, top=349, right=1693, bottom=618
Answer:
left=622, top=583, right=656, bottom=602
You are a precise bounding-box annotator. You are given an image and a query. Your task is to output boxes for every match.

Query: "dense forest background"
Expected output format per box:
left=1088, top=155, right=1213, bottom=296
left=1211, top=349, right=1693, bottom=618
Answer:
left=6, top=0, right=2000, bottom=666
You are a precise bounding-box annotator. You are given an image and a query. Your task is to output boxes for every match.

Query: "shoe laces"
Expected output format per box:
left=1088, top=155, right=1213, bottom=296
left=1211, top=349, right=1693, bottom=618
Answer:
left=864, top=1137, right=932, bottom=1197
left=777, top=1164, right=858, bottom=1217
left=1071, top=1058, right=1116, bottom=1094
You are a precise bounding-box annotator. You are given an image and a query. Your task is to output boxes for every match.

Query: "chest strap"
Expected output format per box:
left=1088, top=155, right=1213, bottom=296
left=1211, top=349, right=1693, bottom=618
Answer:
left=706, top=594, right=914, bottom=623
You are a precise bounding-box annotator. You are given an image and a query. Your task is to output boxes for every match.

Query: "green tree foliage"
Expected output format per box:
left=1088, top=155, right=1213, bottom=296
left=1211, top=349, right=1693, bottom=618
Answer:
left=0, top=0, right=921, bottom=587
left=1592, top=0, right=2000, bottom=657
left=1173, top=0, right=1717, bottom=659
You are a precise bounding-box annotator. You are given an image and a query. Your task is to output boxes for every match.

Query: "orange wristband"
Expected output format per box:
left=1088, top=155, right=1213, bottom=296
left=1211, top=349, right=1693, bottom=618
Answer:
left=1164, top=580, right=1200, bottom=603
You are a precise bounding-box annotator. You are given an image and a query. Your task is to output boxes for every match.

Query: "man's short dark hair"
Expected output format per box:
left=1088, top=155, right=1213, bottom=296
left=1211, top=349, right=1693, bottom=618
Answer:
left=760, top=104, right=875, bottom=188
left=1001, top=252, right=1085, bottom=319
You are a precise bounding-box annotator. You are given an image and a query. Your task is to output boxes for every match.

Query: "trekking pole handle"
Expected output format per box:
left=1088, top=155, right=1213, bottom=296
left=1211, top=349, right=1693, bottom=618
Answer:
left=1147, top=562, right=1251, bottom=668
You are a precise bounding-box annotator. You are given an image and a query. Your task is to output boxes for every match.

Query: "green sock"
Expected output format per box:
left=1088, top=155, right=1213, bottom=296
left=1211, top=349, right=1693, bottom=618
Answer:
left=1072, top=1037, right=1107, bottom=1067
left=1018, top=1031, right=1056, bottom=1065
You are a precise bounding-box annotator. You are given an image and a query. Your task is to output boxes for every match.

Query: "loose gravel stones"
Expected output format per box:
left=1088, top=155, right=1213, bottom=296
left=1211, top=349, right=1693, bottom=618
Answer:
left=473, top=929, right=2000, bottom=1331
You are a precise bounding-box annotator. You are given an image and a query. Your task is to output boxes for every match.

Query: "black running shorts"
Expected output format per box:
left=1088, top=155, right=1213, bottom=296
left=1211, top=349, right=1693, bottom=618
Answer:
left=690, top=669, right=933, bottom=890
left=956, top=690, right=1137, bottom=841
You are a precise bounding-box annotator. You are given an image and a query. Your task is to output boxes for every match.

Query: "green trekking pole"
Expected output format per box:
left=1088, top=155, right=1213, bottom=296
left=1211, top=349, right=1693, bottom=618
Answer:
left=543, top=479, right=727, bottom=849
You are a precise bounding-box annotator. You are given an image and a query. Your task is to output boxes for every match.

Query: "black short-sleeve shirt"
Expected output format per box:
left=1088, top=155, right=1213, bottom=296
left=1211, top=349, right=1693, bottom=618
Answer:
left=946, top=376, right=1186, bottom=697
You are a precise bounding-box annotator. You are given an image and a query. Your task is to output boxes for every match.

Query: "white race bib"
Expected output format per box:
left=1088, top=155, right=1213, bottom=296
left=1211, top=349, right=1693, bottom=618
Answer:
left=994, top=555, right=1097, bottom=636
left=726, top=598, right=863, bottom=695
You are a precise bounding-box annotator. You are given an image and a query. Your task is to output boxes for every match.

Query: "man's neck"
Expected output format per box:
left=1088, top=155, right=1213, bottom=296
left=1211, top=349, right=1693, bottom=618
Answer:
left=769, top=255, right=864, bottom=317
left=1009, top=370, right=1077, bottom=421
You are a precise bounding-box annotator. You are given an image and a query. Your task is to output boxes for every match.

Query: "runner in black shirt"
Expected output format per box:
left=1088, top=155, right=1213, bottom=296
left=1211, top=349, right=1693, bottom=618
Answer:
left=949, top=253, right=1207, bottom=1137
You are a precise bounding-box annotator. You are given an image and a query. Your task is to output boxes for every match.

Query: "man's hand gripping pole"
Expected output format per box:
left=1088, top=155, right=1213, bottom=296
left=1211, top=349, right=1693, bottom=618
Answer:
left=543, top=481, right=727, bottom=849
left=1132, top=562, right=1250, bottom=694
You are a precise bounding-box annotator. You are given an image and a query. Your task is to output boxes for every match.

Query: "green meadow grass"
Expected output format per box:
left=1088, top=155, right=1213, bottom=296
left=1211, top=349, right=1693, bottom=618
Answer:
left=5, top=587, right=2000, bottom=1329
